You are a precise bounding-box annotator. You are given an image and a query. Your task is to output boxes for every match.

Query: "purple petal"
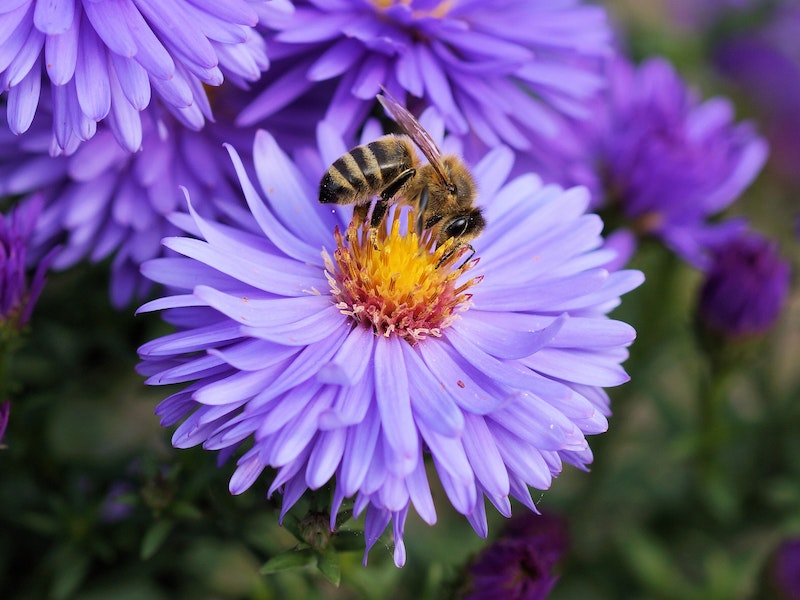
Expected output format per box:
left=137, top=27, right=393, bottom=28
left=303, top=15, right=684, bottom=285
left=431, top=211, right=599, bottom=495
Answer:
left=33, top=0, right=74, bottom=34
left=192, top=285, right=331, bottom=328
left=339, top=402, right=381, bottom=496
left=402, top=342, right=465, bottom=437
left=6, top=65, right=40, bottom=134
left=456, top=312, right=567, bottom=360
left=229, top=450, right=265, bottom=495
left=374, top=336, right=419, bottom=477
left=316, top=325, right=374, bottom=385
left=306, top=427, right=346, bottom=489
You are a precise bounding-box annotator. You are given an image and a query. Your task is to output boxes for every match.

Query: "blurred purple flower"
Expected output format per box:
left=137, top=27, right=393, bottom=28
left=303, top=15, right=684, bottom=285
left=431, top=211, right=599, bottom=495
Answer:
left=564, top=56, right=767, bottom=269
left=461, top=512, right=567, bottom=600
left=137, top=115, right=642, bottom=567
left=773, top=537, right=800, bottom=599
left=698, top=231, right=790, bottom=339
left=666, top=0, right=757, bottom=29
left=245, top=0, right=611, bottom=153
left=0, top=195, right=57, bottom=329
left=0, top=400, right=9, bottom=446
left=0, top=82, right=267, bottom=308
left=0, top=0, right=269, bottom=153
left=713, top=3, right=800, bottom=182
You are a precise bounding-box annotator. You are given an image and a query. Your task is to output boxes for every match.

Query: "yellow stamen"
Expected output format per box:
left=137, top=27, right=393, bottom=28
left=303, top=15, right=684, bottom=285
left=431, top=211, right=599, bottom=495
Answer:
left=324, top=209, right=481, bottom=344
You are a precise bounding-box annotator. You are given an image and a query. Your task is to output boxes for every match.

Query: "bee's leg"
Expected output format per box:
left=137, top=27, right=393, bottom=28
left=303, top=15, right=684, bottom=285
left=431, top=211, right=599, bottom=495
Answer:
left=353, top=203, right=370, bottom=225
left=380, top=168, right=416, bottom=203
left=370, top=199, right=389, bottom=228
left=416, top=187, right=429, bottom=237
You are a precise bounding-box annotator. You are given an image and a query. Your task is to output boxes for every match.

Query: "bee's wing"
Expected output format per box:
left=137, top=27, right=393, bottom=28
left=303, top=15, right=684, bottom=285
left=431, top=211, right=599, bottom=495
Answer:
left=377, top=91, right=449, bottom=185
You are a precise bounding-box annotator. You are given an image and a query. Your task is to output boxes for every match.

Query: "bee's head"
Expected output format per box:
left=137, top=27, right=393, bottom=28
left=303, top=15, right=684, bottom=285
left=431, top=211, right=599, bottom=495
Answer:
left=438, top=207, right=486, bottom=244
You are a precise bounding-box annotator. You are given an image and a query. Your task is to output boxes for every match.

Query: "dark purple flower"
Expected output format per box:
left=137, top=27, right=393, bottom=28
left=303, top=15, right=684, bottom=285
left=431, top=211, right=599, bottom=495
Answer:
left=564, top=56, right=767, bottom=269
left=245, top=0, right=611, bottom=155
left=0, top=82, right=264, bottom=308
left=137, top=113, right=643, bottom=567
left=461, top=512, right=567, bottom=600
left=0, top=400, right=9, bottom=447
left=0, top=0, right=268, bottom=153
left=698, top=231, right=790, bottom=339
left=773, top=537, right=800, bottom=599
left=0, top=195, right=57, bottom=329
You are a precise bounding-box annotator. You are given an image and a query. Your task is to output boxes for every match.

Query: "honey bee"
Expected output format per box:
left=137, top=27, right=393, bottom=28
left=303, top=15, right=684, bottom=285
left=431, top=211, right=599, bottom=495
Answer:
left=318, top=91, right=485, bottom=245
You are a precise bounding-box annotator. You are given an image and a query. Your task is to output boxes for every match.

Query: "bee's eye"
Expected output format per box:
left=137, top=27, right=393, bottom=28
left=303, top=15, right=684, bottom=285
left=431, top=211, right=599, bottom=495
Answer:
left=444, top=216, right=469, bottom=239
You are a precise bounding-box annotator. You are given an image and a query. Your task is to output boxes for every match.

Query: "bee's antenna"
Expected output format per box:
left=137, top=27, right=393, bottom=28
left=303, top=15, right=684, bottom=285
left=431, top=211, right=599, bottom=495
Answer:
left=417, top=187, right=429, bottom=237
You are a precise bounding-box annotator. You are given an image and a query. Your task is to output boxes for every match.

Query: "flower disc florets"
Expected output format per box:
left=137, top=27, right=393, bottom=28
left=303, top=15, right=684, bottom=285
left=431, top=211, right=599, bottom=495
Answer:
left=325, top=210, right=481, bottom=344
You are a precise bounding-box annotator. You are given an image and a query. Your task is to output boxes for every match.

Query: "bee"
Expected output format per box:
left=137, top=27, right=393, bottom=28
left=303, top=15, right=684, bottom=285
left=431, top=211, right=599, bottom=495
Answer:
left=318, top=91, right=485, bottom=246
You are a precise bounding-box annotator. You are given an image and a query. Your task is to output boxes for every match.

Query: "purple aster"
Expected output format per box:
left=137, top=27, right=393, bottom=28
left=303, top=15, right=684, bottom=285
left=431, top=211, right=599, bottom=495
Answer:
left=666, top=0, right=757, bottom=29
left=0, top=400, right=9, bottom=447
left=697, top=231, right=791, bottom=339
left=562, top=56, right=768, bottom=269
left=0, top=0, right=269, bottom=153
left=243, top=0, right=611, bottom=155
left=712, top=3, right=800, bottom=182
left=0, top=195, right=57, bottom=330
left=0, top=81, right=276, bottom=308
left=772, top=537, right=800, bottom=599
left=137, top=115, right=643, bottom=567
left=461, top=512, right=567, bottom=600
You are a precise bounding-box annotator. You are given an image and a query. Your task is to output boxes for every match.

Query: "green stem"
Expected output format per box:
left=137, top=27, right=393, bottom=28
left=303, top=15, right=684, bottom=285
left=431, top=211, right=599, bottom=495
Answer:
left=695, top=354, right=737, bottom=520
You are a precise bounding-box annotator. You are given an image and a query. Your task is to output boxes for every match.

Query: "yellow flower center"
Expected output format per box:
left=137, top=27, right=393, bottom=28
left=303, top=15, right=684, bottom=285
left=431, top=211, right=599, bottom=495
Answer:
left=324, top=209, right=481, bottom=344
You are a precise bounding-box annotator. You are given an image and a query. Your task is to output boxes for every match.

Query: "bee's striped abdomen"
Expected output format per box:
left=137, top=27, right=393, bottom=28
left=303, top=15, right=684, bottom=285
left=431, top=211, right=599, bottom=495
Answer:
left=319, top=136, right=413, bottom=205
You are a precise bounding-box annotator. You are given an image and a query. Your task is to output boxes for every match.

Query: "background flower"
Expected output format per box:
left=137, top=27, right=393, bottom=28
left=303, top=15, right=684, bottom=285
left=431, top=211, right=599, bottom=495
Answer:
left=0, top=195, right=57, bottom=331
left=0, top=82, right=261, bottom=308
left=0, top=0, right=269, bottom=153
left=560, top=55, right=768, bottom=269
left=711, top=2, right=800, bottom=183
left=697, top=231, right=791, bottom=340
left=460, top=512, right=567, bottom=600
left=138, top=115, right=642, bottom=567
left=245, top=0, right=611, bottom=165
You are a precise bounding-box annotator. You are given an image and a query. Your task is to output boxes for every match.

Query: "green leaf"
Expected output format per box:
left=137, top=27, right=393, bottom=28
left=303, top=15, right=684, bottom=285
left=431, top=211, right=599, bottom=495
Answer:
left=316, top=546, right=341, bottom=586
left=50, top=550, right=90, bottom=600
left=260, top=548, right=315, bottom=574
left=140, top=519, right=174, bottom=560
left=334, top=508, right=354, bottom=529
left=170, top=500, right=203, bottom=521
left=332, top=529, right=365, bottom=552
left=282, top=513, right=303, bottom=541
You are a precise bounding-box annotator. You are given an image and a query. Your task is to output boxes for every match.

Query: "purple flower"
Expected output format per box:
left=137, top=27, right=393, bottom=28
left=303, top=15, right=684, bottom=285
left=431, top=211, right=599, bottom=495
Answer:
left=666, top=0, right=757, bottom=29
left=713, top=3, right=800, bottom=182
left=244, top=0, right=611, bottom=154
left=137, top=117, right=642, bottom=567
left=697, top=231, right=790, bottom=339
left=0, top=195, right=57, bottom=330
left=564, top=56, right=768, bottom=269
left=0, top=83, right=262, bottom=308
left=0, top=400, right=9, bottom=447
left=773, top=537, right=800, bottom=599
left=0, top=0, right=268, bottom=153
left=461, top=512, right=567, bottom=600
